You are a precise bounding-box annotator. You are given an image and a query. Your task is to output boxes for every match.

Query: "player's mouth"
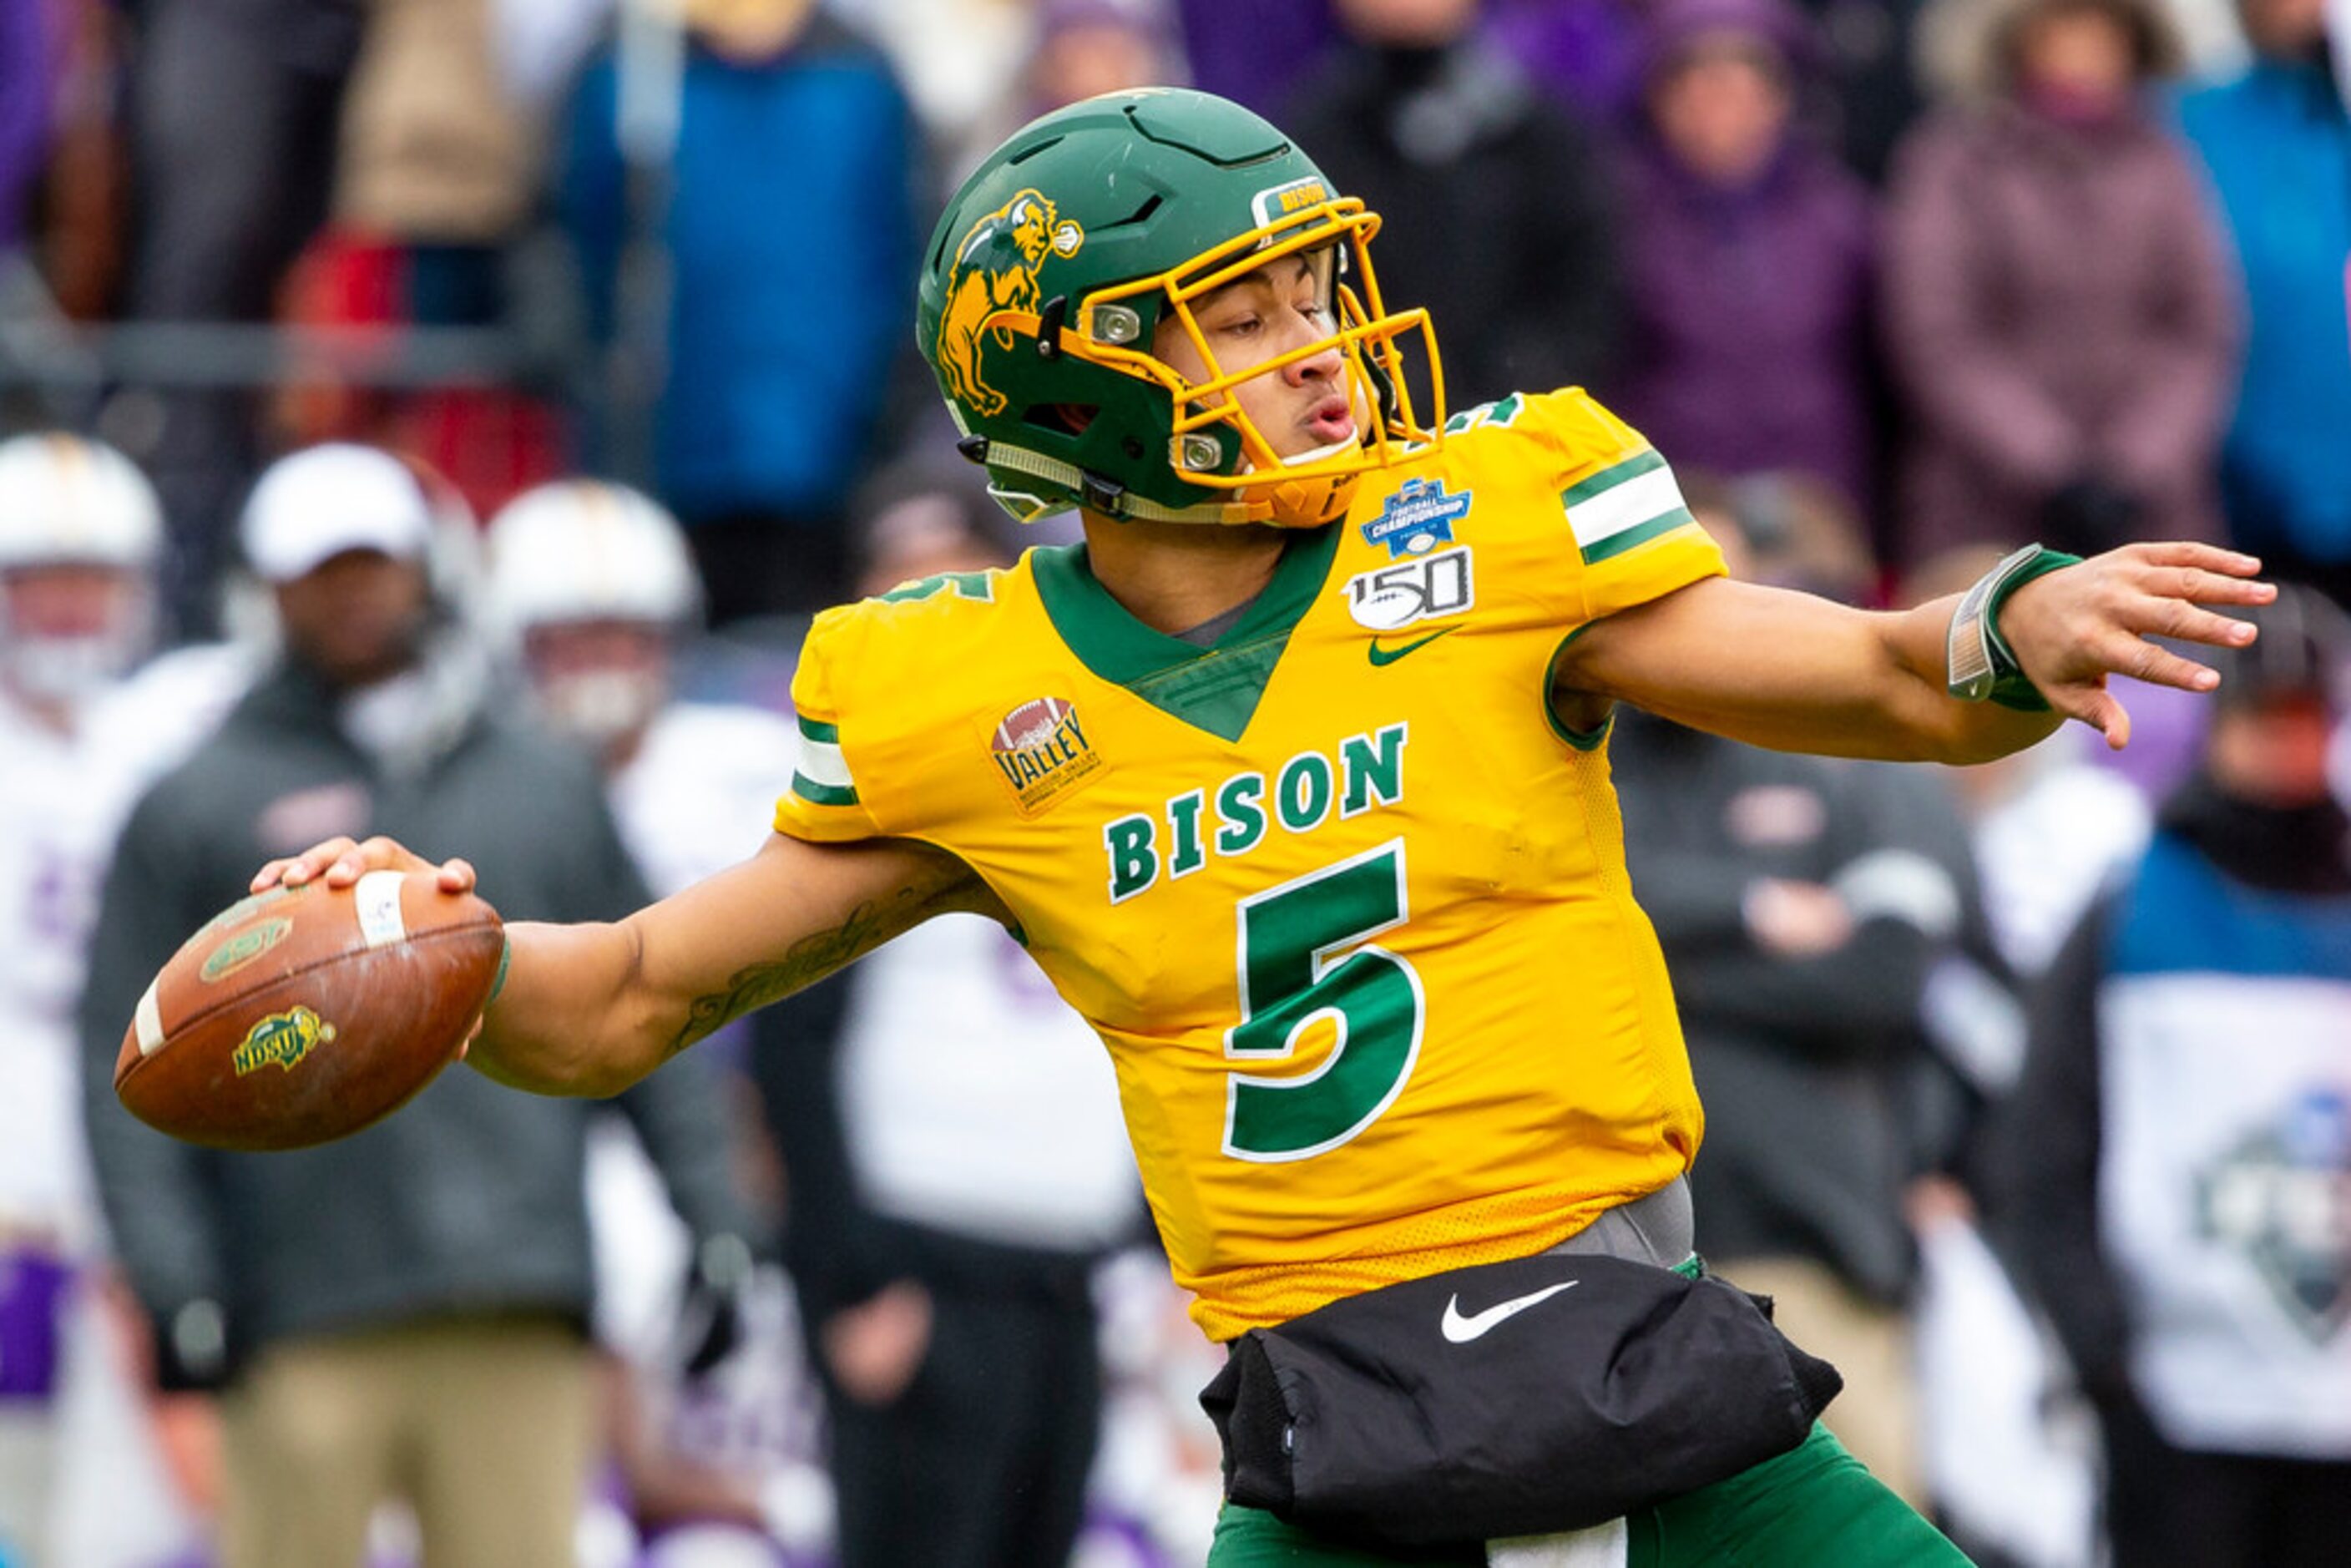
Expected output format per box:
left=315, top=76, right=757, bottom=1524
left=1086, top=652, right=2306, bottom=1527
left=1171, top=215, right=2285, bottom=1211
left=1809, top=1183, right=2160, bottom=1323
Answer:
left=1304, top=394, right=1357, bottom=448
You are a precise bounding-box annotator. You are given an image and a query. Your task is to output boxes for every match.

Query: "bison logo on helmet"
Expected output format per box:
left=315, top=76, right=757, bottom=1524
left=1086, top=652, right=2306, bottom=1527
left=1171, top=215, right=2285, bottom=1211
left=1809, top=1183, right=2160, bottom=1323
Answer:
left=936, top=189, right=1084, bottom=417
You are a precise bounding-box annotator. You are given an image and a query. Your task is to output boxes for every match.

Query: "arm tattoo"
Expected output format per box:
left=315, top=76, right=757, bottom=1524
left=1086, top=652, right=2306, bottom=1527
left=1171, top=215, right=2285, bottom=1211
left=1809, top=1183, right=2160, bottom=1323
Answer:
left=667, top=879, right=955, bottom=1056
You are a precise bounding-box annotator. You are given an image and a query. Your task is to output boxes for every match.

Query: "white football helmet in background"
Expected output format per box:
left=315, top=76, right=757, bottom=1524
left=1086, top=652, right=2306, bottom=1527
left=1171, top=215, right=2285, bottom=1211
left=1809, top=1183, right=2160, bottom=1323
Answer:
left=483, top=479, right=704, bottom=752
left=0, top=433, right=165, bottom=704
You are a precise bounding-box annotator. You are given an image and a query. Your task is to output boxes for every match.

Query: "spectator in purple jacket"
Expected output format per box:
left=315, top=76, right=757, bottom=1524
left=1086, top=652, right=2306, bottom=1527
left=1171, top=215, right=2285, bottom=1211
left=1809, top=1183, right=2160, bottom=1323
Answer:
left=1607, top=0, right=1881, bottom=518
left=1880, top=0, right=2237, bottom=573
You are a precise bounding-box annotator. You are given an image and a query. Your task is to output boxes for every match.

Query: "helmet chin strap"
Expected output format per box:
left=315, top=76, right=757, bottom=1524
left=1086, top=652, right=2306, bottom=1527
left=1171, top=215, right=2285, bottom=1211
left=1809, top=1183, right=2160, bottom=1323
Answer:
left=1231, top=432, right=1368, bottom=528
left=1276, top=434, right=1362, bottom=470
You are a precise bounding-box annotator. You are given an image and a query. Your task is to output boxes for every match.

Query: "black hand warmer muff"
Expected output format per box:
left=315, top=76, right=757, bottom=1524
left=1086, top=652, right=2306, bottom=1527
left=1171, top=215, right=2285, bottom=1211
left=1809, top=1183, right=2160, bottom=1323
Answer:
left=1199, top=1252, right=1842, bottom=1548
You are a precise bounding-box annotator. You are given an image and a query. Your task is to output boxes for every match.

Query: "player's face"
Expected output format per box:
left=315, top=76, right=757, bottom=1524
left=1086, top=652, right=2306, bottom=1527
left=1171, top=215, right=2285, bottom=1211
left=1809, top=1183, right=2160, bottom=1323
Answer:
left=523, top=620, right=670, bottom=753
left=1152, top=250, right=1363, bottom=462
left=0, top=563, right=146, bottom=701
left=272, top=549, right=430, bottom=689
left=3, top=563, right=135, bottom=639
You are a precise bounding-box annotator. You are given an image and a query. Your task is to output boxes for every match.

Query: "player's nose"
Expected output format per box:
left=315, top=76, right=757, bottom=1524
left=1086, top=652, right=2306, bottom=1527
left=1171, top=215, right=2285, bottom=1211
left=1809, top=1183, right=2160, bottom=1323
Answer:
left=1283, top=336, right=1345, bottom=387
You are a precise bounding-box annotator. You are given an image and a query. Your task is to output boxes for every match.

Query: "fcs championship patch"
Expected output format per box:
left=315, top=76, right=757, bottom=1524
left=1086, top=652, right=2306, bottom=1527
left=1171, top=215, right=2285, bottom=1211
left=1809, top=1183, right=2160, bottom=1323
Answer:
left=936, top=189, right=1085, bottom=417
left=1360, top=477, right=1472, bottom=559
left=232, top=1006, right=337, bottom=1077
left=989, top=695, right=1105, bottom=817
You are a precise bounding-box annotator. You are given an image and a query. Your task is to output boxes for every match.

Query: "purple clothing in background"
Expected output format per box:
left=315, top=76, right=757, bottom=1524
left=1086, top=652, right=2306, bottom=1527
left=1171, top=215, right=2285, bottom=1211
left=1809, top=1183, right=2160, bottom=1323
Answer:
left=0, top=0, right=58, bottom=253
left=2090, top=677, right=2209, bottom=802
left=1484, top=0, right=1647, bottom=126
left=1608, top=135, right=1878, bottom=513
left=1879, top=104, right=2237, bottom=566
left=1605, top=0, right=1878, bottom=512
left=1173, top=0, right=1335, bottom=116
left=0, top=1248, right=71, bottom=1399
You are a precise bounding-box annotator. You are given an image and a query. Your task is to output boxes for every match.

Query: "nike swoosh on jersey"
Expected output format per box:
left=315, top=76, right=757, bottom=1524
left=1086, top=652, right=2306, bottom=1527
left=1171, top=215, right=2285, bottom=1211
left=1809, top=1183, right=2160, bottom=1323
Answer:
left=1367, top=626, right=1459, bottom=666
left=1439, top=1280, right=1580, bottom=1343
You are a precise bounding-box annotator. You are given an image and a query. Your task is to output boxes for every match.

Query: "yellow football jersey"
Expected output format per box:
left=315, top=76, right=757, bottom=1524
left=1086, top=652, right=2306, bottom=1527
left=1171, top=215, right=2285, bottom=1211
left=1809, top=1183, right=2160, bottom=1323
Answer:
left=775, top=388, right=1726, bottom=1339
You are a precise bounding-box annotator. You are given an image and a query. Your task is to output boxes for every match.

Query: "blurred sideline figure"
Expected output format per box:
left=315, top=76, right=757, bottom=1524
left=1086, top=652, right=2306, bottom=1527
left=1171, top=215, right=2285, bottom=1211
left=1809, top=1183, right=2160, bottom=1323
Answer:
left=484, top=478, right=837, bottom=1565
left=747, top=482, right=1148, bottom=1568
left=556, top=0, right=920, bottom=625
left=2173, top=0, right=2351, bottom=604
left=77, top=445, right=753, bottom=1568
left=1278, top=0, right=1623, bottom=409
left=1903, top=543, right=2147, bottom=1568
left=1882, top=0, right=2236, bottom=569
left=0, top=436, right=235, bottom=1568
left=1999, top=584, right=2351, bottom=1565
left=119, top=0, right=369, bottom=635
left=1609, top=0, right=1880, bottom=516
left=1609, top=478, right=1977, bottom=1507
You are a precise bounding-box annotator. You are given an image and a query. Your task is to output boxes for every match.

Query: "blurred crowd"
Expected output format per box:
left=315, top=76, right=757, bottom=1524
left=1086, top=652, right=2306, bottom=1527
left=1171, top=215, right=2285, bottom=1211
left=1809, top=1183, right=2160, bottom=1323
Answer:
left=0, top=0, right=2348, bottom=1565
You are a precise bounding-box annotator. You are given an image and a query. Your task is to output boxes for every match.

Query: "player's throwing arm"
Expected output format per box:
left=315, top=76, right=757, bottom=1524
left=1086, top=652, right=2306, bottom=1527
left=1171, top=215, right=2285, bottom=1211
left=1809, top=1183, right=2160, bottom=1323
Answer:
left=129, top=543, right=2269, bottom=1141
left=1550, top=541, right=2273, bottom=763
left=237, top=829, right=990, bottom=1099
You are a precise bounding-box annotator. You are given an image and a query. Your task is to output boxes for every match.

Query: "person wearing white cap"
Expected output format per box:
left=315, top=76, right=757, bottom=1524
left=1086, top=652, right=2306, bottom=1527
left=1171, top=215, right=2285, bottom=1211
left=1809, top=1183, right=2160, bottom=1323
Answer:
left=236, top=442, right=446, bottom=701
left=0, top=434, right=240, bottom=1568
left=78, top=446, right=758, bottom=1568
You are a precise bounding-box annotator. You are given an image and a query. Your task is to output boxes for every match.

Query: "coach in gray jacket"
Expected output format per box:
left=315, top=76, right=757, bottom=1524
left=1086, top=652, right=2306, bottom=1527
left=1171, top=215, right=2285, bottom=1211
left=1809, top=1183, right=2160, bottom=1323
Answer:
left=78, top=446, right=751, bottom=1568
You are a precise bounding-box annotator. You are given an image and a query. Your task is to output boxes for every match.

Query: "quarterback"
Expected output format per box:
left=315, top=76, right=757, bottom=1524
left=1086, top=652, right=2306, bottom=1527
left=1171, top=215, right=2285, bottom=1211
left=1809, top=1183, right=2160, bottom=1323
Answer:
left=259, top=93, right=2270, bottom=1565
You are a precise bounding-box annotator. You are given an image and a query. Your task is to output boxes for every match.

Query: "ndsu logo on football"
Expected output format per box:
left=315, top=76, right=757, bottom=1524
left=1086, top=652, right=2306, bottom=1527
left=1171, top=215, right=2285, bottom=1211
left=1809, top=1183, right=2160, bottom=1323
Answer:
left=232, top=1004, right=338, bottom=1077
left=989, top=695, right=1105, bottom=817
left=936, top=189, right=1084, bottom=417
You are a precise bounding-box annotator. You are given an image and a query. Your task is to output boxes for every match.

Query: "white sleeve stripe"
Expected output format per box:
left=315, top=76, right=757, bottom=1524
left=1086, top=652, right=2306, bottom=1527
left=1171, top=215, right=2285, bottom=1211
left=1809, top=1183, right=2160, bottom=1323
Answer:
left=795, top=733, right=854, bottom=792
left=1565, top=466, right=1687, bottom=551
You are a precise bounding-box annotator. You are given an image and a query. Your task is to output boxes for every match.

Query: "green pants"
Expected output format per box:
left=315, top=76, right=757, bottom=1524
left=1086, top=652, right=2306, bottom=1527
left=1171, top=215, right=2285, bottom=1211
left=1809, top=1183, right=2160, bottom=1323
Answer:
left=1207, top=1423, right=1971, bottom=1566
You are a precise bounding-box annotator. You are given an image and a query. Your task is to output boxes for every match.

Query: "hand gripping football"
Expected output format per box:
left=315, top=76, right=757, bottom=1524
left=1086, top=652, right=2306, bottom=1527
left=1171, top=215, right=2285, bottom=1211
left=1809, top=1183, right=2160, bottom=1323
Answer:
left=114, top=871, right=504, bottom=1151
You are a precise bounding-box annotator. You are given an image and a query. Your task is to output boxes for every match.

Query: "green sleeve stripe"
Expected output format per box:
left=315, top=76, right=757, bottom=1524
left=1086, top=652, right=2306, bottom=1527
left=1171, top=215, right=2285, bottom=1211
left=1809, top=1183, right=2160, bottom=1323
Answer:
left=1580, top=507, right=1695, bottom=565
left=791, top=772, right=860, bottom=807
left=1557, top=448, right=1667, bottom=510
left=797, top=716, right=840, bottom=744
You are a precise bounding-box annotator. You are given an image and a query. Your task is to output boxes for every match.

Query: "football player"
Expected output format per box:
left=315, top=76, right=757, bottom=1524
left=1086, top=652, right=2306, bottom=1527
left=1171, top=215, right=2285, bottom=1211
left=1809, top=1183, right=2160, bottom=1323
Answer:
left=0, top=433, right=232, bottom=1567
left=256, top=90, right=2273, bottom=1566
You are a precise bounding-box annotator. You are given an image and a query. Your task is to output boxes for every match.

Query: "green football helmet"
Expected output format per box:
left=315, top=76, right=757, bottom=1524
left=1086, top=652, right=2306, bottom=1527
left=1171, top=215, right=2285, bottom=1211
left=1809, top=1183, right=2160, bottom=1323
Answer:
left=916, top=88, right=1445, bottom=529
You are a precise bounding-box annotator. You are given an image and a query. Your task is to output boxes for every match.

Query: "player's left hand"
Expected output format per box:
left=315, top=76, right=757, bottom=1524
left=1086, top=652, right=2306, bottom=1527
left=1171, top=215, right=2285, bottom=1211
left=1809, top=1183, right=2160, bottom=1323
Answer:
left=1998, top=542, right=2273, bottom=749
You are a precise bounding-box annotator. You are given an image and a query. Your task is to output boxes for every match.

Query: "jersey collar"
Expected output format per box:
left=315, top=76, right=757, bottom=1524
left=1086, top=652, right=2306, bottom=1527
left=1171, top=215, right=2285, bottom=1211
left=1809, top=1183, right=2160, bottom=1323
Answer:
left=1030, top=524, right=1342, bottom=742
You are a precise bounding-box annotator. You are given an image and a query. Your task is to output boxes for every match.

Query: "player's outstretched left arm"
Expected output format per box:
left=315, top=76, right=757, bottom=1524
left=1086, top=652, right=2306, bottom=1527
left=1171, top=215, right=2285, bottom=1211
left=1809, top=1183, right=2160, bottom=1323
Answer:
left=252, top=832, right=993, bottom=1098
left=1554, top=541, right=2273, bottom=763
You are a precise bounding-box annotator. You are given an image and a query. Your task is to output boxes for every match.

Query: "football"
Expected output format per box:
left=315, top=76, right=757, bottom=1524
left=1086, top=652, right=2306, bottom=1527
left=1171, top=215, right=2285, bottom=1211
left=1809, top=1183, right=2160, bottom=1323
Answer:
left=114, top=871, right=505, bottom=1152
